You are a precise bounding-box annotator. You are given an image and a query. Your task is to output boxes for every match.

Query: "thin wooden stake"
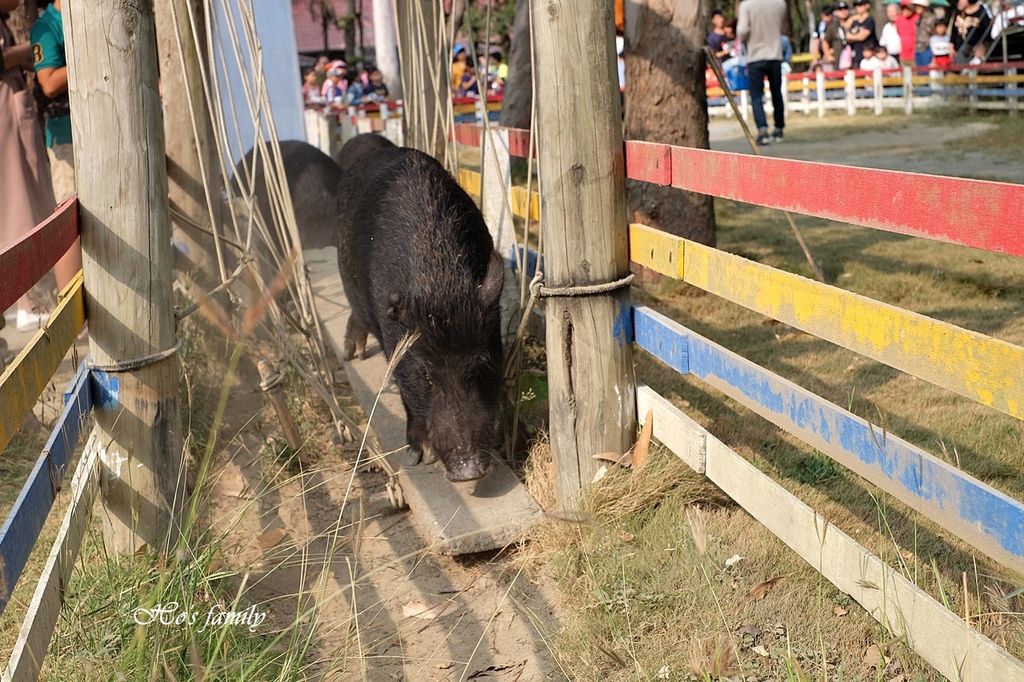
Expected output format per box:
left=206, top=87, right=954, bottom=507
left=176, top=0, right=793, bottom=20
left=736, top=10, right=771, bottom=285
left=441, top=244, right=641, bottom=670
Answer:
left=705, top=48, right=826, bottom=283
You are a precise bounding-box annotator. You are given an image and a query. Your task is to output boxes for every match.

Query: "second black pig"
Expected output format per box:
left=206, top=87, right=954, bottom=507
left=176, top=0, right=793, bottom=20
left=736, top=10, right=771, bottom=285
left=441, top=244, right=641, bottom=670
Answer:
left=336, top=139, right=504, bottom=483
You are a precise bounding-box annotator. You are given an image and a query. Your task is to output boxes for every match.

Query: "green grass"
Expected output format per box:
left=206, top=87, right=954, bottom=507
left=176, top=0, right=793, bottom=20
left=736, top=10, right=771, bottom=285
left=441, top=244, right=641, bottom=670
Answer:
left=539, top=113, right=1024, bottom=680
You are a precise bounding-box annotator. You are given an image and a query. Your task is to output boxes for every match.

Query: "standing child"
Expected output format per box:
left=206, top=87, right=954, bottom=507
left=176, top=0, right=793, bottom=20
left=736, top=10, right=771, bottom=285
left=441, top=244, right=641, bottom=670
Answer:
left=929, top=21, right=953, bottom=67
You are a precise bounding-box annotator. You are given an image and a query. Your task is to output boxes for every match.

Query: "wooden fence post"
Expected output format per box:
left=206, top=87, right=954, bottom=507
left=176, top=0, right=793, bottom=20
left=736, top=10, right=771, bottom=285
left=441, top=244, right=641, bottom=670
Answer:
left=801, top=74, right=810, bottom=115
left=531, top=0, right=637, bottom=506
left=968, top=69, right=978, bottom=112
left=65, top=0, right=183, bottom=555
left=480, top=127, right=519, bottom=346
left=844, top=69, right=856, bottom=116
left=816, top=70, right=826, bottom=118
left=155, top=0, right=224, bottom=285
left=873, top=68, right=883, bottom=115
left=1009, top=67, right=1019, bottom=116
left=903, top=64, right=914, bottom=114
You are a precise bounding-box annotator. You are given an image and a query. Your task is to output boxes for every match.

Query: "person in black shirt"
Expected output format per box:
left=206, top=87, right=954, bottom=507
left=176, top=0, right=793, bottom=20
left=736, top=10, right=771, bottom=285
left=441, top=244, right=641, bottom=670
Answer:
left=847, top=0, right=878, bottom=66
left=708, top=9, right=730, bottom=61
left=953, top=0, right=993, bottom=62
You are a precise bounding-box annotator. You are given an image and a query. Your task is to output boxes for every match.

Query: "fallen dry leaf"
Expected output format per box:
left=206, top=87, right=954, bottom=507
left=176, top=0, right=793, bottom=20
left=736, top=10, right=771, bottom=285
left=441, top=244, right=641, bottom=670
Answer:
left=744, top=575, right=786, bottom=603
left=752, top=645, right=769, bottom=658
left=863, top=644, right=883, bottom=669
left=725, top=554, right=744, bottom=568
left=257, top=527, right=287, bottom=550
left=632, top=409, right=654, bottom=470
left=620, top=531, right=635, bottom=542
left=834, top=606, right=848, bottom=617
left=402, top=600, right=444, bottom=620
left=593, top=451, right=633, bottom=467
left=591, top=465, right=609, bottom=484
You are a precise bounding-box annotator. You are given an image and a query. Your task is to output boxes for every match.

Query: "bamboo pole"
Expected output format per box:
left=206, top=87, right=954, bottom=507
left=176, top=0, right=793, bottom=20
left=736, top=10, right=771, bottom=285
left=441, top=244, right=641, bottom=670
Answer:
left=395, top=0, right=447, bottom=159
left=531, top=0, right=637, bottom=506
left=64, top=0, right=183, bottom=555
left=156, top=0, right=225, bottom=285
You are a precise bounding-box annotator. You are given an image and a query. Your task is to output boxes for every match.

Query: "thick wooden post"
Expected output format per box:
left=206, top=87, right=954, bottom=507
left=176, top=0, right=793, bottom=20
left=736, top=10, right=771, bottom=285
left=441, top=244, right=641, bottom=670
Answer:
left=396, top=0, right=446, bottom=159
left=65, top=0, right=183, bottom=554
left=531, top=0, right=637, bottom=506
left=155, top=0, right=224, bottom=284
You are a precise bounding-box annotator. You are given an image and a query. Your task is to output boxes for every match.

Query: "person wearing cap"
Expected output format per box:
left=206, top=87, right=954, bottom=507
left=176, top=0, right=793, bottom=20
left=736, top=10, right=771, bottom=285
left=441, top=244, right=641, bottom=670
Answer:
left=812, top=5, right=835, bottom=68
left=451, top=45, right=469, bottom=93
left=847, top=0, right=879, bottom=66
left=895, top=0, right=919, bottom=64
left=879, top=0, right=904, bottom=63
left=737, top=0, right=787, bottom=145
left=826, top=2, right=851, bottom=69
left=912, top=0, right=937, bottom=67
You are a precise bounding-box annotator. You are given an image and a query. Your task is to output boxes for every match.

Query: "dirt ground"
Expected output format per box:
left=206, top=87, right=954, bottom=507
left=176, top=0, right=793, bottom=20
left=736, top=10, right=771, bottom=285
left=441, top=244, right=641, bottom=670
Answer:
left=202, top=344, right=563, bottom=681
left=709, top=111, right=1024, bottom=183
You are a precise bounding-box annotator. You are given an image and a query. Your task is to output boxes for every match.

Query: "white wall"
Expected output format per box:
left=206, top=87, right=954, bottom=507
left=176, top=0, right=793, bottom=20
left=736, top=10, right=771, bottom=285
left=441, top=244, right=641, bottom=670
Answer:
left=212, top=0, right=305, bottom=166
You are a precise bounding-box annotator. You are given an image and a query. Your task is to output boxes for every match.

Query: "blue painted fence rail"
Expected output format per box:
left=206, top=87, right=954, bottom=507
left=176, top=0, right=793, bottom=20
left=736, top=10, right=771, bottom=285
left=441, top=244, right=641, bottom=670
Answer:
left=0, top=362, right=93, bottom=615
left=634, top=305, right=1024, bottom=576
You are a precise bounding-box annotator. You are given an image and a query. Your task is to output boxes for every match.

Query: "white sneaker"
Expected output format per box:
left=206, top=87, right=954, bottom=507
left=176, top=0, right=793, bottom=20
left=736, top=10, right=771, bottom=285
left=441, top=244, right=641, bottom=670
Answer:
left=16, top=309, right=49, bottom=332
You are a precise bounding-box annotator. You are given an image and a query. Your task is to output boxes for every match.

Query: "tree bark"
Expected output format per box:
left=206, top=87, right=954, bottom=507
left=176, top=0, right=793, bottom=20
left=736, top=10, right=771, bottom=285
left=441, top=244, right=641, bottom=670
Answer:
left=624, top=0, right=716, bottom=246
left=498, top=0, right=531, bottom=129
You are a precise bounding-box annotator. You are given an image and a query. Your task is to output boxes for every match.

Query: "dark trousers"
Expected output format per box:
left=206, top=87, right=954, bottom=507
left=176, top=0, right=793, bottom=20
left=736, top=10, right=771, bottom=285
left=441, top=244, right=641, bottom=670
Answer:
left=747, top=59, right=785, bottom=132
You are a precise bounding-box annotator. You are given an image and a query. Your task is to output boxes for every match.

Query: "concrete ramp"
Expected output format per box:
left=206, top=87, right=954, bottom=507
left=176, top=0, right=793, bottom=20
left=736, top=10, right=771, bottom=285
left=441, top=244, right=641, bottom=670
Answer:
left=305, top=247, right=542, bottom=555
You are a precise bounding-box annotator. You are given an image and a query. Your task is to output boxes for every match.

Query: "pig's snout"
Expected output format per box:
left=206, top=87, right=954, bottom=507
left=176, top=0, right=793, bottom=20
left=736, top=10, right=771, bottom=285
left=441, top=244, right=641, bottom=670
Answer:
left=443, top=452, right=494, bottom=483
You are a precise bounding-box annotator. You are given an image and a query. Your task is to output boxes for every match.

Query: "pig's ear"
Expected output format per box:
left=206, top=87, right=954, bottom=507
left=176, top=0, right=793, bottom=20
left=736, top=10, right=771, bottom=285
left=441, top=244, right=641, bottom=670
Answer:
left=478, top=251, right=504, bottom=306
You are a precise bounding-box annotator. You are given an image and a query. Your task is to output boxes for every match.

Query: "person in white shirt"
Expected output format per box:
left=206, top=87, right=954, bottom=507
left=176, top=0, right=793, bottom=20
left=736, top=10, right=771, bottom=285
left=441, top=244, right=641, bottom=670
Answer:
left=878, top=2, right=903, bottom=62
left=861, top=45, right=900, bottom=70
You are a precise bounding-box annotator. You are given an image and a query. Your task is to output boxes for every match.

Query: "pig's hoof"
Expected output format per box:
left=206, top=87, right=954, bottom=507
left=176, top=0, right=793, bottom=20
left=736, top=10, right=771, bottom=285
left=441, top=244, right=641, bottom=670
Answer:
left=406, top=447, right=423, bottom=466
left=421, top=445, right=437, bottom=464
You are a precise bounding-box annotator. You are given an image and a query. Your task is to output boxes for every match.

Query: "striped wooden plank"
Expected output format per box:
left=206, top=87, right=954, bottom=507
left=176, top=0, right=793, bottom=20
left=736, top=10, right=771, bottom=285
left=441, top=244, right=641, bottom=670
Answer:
left=510, top=186, right=540, bottom=221
left=0, top=362, right=92, bottom=615
left=624, top=141, right=671, bottom=186
left=0, top=273, right=86, bottom=455
left=635, top=307, right=1024, bottom=575
left=622, top=143, right=1024, bottom=257
left=453, top=123, right=482, bottom=147
left=458, top=169, right=482, bottom=197
left=0, top=197, right=78, bottom=313
left=630, top=225, right=1024, bottom=420
left=636, top=386, right=1024, bottom=682
left=2, top=434, right=99, bottom=682
left=628, top=222, right=685, bottom=278
left=506, top=128, right=533, bottom=158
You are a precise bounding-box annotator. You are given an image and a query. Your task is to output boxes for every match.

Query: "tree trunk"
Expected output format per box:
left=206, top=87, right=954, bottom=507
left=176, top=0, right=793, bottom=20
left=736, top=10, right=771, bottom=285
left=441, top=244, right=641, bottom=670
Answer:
left=5, top=0, right=36, bottom=44
left=372, top=0, right=401, bottom=97
left=624, top=0, right=716, bottom=246
left=344, top=0, right=357, bottom=59
left=499, top=0, right=531, bottom=129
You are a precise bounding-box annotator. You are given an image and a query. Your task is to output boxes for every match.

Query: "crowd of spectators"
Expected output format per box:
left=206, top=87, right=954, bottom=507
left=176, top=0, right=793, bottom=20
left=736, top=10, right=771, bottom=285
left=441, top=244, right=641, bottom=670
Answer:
left=808, top=0, right=994, bottom=71
left=450, top=44, right=507, bottom=98
left=1, top=0, right=79, bottom=334
left=302, top=57, right=391, bottom=106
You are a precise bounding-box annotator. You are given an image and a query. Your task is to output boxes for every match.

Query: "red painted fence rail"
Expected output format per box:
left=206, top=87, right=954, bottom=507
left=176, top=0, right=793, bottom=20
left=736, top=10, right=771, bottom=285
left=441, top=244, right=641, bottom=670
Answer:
left=626, top=140, right=1024, bottom=258
left=0, top=196, right=79, bottom=313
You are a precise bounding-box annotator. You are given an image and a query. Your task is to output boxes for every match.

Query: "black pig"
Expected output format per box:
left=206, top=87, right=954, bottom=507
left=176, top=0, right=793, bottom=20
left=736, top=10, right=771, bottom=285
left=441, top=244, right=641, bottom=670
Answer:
left=335, top=138, right=504, bottom=482
left=333, top=132, right=395, bottom=173
left=235, top=141, right=342, bottom=255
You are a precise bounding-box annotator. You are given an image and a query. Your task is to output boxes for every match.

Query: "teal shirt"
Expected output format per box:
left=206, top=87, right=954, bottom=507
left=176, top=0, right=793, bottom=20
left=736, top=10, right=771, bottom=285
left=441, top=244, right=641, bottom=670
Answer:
left=31, top=4, right=72, bottom=148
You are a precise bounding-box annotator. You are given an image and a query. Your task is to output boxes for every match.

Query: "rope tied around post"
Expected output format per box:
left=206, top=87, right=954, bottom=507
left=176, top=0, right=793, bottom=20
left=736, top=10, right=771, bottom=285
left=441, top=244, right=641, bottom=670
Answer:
left=85, top=342, right=181, bottom=373
left=529, top=272, right=634, bottom=298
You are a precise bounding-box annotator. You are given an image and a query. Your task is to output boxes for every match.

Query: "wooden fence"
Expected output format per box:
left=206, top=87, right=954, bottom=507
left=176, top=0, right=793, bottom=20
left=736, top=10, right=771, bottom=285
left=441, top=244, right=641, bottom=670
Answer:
left=707, top=60, right=1024, bottom=118
left=450, top=121, right=1024, bottom=680
left=0, top=197, right=97, bottom=681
